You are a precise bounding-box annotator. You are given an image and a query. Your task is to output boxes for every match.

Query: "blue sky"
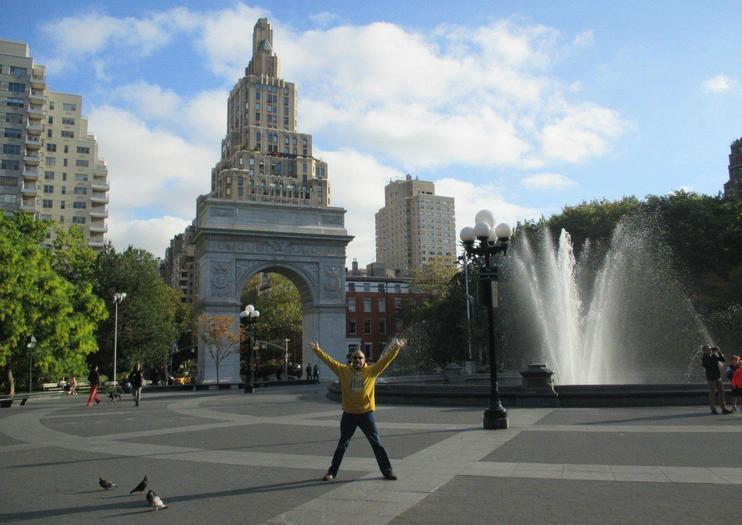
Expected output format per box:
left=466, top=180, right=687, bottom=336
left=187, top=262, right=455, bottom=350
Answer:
left=3, top=1, right=741, bottom=262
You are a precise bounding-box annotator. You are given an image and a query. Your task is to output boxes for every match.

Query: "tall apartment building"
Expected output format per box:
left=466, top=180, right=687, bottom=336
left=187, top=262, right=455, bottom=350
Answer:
left=375, top=174, right=456, bottom=276
left=210, top=18, right=329, bottom=207
left=724, top=137, right=742, bottom=199
left=0, top=40, right=109, bottom=248
left=161, top=224, right=196, bottom=303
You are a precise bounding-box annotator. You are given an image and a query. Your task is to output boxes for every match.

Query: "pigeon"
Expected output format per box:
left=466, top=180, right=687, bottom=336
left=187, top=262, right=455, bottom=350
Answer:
left=99, top=477, right=116, bottom=490
left=129, top=475, right=148, bottom=494
left=146, top=489, right=168, bottom=510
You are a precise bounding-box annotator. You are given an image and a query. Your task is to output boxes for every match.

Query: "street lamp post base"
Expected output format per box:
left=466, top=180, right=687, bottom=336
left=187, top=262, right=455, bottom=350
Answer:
left=483, top=408, right=509, bottom=430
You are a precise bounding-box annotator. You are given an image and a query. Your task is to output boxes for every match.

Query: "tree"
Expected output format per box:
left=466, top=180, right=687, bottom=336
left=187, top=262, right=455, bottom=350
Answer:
left=198, top=314, right=240, bottom=384
left=94, top=246, right=186, bottom=379
left=241, top=273, right=302, bottom=361
left=0, top=214, right=105, bottom=395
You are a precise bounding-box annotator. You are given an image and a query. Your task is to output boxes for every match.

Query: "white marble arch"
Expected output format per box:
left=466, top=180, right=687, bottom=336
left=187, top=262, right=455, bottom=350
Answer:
left=193, top=196, right=353, bottom=383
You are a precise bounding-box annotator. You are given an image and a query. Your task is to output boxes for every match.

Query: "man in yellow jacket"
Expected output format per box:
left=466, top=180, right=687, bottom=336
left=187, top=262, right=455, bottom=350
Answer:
left=310, top=337, right=406, bottom=481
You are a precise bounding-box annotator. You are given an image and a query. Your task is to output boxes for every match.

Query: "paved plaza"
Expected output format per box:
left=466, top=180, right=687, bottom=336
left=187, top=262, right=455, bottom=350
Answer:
left=1, top=384, right=741, bottom=524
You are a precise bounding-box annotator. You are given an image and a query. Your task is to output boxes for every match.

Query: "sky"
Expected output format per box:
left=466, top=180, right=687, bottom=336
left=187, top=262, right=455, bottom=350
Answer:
left=3, top=1, right=741, bottom=263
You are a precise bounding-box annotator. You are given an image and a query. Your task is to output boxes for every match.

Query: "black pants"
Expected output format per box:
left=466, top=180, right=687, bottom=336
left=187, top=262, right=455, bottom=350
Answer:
left=329, top=411, right=392, bottom=477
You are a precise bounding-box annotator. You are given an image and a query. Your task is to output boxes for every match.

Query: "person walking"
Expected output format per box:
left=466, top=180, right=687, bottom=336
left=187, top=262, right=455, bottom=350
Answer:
left=130, top=363, right=144, bottom=407
left=305, top=363, right=313, bottom=382
left=86, top=365, right=101, bottom=407
left=312, top=363, right=319, bottom=381
left=701, top=345, right=732, bottom=414
left=310, top=338, right=406, bottom=481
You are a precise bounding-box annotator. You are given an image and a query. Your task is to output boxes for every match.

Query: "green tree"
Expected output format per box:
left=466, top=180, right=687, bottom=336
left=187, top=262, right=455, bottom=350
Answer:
left=0, top=214, right=105, bottom=395
left=94, top=245, right=185, bottom=379
left=241, top=273, right=302, bottom=361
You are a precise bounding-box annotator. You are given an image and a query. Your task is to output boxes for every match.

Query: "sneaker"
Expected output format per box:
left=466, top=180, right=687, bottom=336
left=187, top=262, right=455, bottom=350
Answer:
left=322, top=473, right=334, bottom=481
left=711, top=408, right=719, bottom=414
left=383, top=472, right=398, bottom=481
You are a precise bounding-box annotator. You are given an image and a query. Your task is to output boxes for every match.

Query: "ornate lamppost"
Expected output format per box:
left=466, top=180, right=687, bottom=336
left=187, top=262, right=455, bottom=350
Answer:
left=112, top=292, right=127, bottom=386
left=460, top=210, right=513, bottom=430
left=240, top=304, right=260, bottom=393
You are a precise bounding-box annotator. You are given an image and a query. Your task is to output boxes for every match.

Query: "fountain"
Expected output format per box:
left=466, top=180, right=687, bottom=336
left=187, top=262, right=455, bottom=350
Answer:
left=501, top=214, right=712, bottom=384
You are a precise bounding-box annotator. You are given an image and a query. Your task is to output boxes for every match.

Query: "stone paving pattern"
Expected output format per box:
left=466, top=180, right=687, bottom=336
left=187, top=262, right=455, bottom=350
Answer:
left=1, top=384, right=741, bottom=524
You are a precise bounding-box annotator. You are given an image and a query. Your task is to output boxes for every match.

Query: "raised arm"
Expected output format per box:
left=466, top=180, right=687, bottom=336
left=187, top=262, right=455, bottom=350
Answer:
left=368, top=337, right=406, bottom=376
left=309, top=341, right=343, bottom=376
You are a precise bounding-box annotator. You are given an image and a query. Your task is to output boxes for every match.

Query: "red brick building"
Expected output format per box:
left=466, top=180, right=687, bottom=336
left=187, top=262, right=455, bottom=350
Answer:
left=345, top=271, right=412, bottom=361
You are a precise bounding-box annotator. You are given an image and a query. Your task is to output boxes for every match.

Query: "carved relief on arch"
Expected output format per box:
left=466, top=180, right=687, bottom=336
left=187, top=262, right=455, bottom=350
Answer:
left=321, top=263, right=344, bottom=299
left=210, top=261, right=233, bottom=298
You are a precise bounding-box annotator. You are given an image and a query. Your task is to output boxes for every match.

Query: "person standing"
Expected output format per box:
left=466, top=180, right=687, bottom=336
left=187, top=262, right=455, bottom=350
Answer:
left=86, top=365, right=101, bottom=407
left=305, top=363, right=312, bottom=382
left=701, top=345, right=732, bottom=414
left=130, top=363, right=144, bottom=407
left=310, top=338, right=406, bottom=481
left=312, top=363, right=319, bottom=381
left=727, top=355, right=742, bottom=412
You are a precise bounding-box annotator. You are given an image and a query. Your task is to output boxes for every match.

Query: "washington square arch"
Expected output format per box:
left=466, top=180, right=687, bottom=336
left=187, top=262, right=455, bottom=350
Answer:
left=163, top=18, right=355, bottom=383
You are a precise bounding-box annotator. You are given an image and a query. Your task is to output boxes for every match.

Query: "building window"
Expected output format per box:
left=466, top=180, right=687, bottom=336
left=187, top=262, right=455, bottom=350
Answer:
left=348, top=283, right=355, bottom=292
left=46, top=143, right=56, bottom=152
left=364, top=342, right=373, bottom=358
left=349, top=320, right=356, bottom=335
left=9, top=66, right=27, bottom=77
left=75, top=159, right=89, bottom=167
left=8, top=82, right=25, bottom=93
left=3, top=127, right=22, bottom=138
left=378, top=284, right=385, bottom=292
left=363, top=298, right=372, bottom=313
left=74, top=173, right=88, bottom=181
left=62, top=103, right=77, bottom=111
left=73, top=201, right=86, bottom=209
left=364, top=320, right=372, bottom=335
left=2, top=144, right=20, bottom=155
left=74, top=187, right=87, bottom=195
left=6, top=97, right=24, bottom=108
left=363, top=282, right=370, bottom=292
left=61, top=131, right=74, bottom=138
left=0, top=159, right=20, bottom=170
left=379, top=298, right=386, bottom=313
left=45, top=157, right=55, bottom=166
left=76, top=146, right=90, bottom=154
left=60, top=200, right=65, bottom=209
left=62, top=118, right=75, bottom=125
left=394, top=297, right=402, bottom=310
left=5, top=113, right=23, bottom=124
left=43, top=184, right=53, bottom=193
left=44, top=171, right=54, bottom=180
left=379, top=320, right=387, bottom=335
left=42, top=199, right=52, bottom=208
left=72, top=216, right=85, bottom=224
left=347, top=298, right=356, bottom=312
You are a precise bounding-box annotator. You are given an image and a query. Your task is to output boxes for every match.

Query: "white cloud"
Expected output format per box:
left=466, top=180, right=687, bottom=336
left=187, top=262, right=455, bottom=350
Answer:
left=572, top=30, right=594, bottom=47
left=434, top=177, right=541, bottom=246
left=88, top=105, right=213, bottom=218
left=702, top=74, right=737, bottom=93
left=108, top=215, right=192, bottom=258
left=541, top=104, right=625, bottom=162
left=309, top=11, right=342, bottom=28
left=521, top=172, right=577, bottom=190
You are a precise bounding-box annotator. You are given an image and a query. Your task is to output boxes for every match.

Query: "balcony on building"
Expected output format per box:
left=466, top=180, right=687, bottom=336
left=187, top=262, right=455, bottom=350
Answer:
left=23, top=154, right=41, bottom=166
left=88, top=237, right=105, bottom=248
left=93, top=162, right=107, bottom=176
left=26, top=122, right=42, bottom=135
left=20, top=200, right=36, bottom=213
left=22, top=168, right=40, bottom=181
left=90, top=195, right=109, bottom=204
left=91, top=181, right=110, bottom=191
left=27, top=107, right=44, bottom=120
left=30, top=74, right=46, bottom=89
left=89, top=206, right=108, bottom=218
left=21, top=185, right=37, bottom=197
left=24, top=137, right=42, bottom=150
left=89, top=223, right=107, bottom=233
left=28, top=92, right=45, bottom=105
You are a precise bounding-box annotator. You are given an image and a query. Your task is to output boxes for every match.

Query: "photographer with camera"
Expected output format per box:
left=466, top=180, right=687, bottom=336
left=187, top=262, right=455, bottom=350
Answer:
left=701, top=345, right=732, bottom=414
